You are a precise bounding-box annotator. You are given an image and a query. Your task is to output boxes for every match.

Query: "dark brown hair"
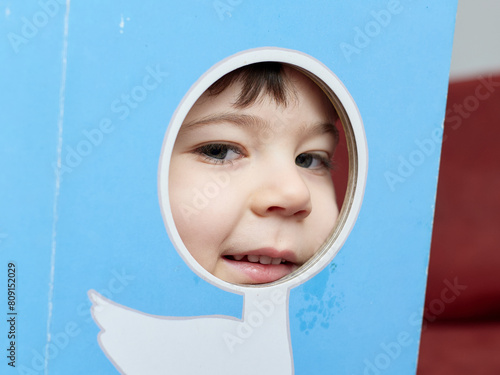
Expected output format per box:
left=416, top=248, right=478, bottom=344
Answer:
left=207, top=62, right=339, bottom=142
left=207, top=62, right=294, bottom=108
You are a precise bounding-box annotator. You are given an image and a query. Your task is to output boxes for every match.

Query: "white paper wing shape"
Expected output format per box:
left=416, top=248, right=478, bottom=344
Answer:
left=89, top=289, right=293, bottom=375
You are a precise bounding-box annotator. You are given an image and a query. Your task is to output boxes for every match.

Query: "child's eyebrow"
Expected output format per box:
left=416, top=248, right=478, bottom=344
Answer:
left=180, top=113, right=272, bottom=133
left=181, top=112, right=338, bottom=140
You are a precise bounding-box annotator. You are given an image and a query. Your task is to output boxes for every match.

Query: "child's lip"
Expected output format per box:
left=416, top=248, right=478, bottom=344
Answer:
left=222, top=248, right=300, bottom=284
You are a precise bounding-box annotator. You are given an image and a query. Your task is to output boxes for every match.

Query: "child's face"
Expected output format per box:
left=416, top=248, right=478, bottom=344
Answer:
left=169, top=67, right=339, bottom=284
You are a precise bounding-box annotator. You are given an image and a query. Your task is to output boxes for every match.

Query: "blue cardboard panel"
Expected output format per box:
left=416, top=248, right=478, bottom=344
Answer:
left=0, top=1, right=457, bottom=374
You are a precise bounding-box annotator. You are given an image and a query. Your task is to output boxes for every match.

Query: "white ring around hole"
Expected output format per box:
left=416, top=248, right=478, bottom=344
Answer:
left=158, top=47, right=368, bottom=294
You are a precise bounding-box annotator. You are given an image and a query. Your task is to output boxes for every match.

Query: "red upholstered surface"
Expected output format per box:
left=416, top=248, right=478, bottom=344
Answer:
left=417, top=74, right=500, bottom=374
left=418, top=322, right=500, bottom=375
left=424, top=73, right=500, bottom=320
left=331, top=117, right=348, bottom=210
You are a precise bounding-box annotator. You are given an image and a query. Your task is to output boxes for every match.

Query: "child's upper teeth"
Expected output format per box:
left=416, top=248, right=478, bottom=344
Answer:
left=247, top=255, right=259, bottom=262
left=259, top=256, right=272, bottom=265
left=244, top=255, right=284, bottom=265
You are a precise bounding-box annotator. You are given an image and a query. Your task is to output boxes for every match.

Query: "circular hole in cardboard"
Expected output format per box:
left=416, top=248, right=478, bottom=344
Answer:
left=158, top=48, right=367, bottom=292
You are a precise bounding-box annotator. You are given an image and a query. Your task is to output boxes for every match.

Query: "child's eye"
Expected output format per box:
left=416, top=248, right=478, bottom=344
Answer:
left=295, top=153, right=332, bottom=170
left=195, top=143, right=243, bottom=164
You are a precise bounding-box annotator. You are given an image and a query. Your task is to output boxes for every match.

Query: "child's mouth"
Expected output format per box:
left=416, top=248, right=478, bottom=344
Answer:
left=222, top=250, right=299, bottom=284
left=224, top=254, right=288, bottom=265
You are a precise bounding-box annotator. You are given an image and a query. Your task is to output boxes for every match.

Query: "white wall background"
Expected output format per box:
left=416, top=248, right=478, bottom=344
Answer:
left=449, top=0, right=500, bottom=80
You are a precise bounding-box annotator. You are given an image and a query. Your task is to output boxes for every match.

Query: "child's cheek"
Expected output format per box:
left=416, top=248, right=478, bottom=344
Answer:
left=169, top=177, right=239, bottom=274
left=170, top=170, right=235, bottom=230
left=312, top=184, right=339, bottom=238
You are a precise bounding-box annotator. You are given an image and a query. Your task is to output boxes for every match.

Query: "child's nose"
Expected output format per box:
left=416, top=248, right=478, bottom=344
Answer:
left=250, top=165, right=312, bottom=220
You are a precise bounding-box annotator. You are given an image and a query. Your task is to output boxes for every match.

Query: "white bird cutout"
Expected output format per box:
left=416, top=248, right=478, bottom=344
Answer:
left=89, top=287, right=294, bottom=374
